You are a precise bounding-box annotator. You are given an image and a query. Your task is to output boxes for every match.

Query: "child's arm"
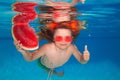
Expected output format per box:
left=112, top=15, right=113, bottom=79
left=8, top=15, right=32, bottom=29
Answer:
left=14, top=41, right=46, bottom=62
left=72, top=45, right=90, bottom=64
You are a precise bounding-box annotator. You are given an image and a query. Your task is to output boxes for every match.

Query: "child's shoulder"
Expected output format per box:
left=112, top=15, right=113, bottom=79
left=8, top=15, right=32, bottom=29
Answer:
left=69, top=44, right=78, bottom=51
left=70, top=44, right=75, bottom=47
left=41, top=42, right=54, bottom=49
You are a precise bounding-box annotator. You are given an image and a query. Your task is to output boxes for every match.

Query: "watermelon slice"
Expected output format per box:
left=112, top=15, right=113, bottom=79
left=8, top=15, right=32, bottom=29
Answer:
left=12, top=2, right=39, bottom=50
left=12, top=24, right=39, bottom=50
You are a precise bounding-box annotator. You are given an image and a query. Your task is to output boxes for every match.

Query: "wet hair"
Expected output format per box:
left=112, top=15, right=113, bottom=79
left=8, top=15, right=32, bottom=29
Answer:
left=37, top=27, right=53, bottom=42
left=53, top=22, right=80, bottom=38
left=37, top=22, right=80, bottom=42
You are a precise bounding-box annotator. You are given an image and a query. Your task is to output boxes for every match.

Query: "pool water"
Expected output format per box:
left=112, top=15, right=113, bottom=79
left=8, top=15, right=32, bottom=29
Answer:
left=0, top=0, right=120, bottom=80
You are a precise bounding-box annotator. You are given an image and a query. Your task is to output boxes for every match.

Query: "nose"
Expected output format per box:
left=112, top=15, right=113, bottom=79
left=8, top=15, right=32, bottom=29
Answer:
left=61, top=39, right=67, bottom=43
left=61, top=38, right=70, bottom=43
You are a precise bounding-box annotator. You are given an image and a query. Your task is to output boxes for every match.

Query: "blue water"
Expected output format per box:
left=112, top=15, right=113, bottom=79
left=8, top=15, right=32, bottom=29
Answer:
left=0, top=0, right=120, bottom=80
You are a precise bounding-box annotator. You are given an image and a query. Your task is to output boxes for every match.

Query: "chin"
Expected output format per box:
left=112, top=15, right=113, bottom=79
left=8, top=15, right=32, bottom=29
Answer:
left=58, top=45, right=69, bottom=50
left=59, top=47, right=67, bottom=50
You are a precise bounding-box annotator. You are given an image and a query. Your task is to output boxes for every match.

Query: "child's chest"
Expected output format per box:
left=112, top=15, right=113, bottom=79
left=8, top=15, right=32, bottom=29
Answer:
left=46, top=50, right=72, bottom=63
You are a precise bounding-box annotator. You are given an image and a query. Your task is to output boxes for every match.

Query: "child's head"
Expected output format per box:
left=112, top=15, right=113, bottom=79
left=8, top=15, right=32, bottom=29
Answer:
left=38, top=21, right=81, bottom=43
left=53, top=26, right=73, bottom=50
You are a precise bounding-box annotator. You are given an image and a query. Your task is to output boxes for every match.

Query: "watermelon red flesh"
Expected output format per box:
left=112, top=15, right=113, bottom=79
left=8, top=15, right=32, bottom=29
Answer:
left=13, top=2, right=38, bottom=8
left=13, top=7, right=36, bottom=13
left=12, top=2, right=37, bottom=24
left=12, top=24, right=39, bottom=50
left=12, top=13, right=37, bottom=24
left=12, top=2, right=38, bottom=13
left=12, top=2, right=39, bottom=50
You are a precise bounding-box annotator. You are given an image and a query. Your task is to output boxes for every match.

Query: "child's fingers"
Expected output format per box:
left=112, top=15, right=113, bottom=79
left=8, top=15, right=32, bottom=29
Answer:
left=84, top=45, right=87, bottom=51
left=19, top=43, right=23, bottom=48
left=14, top=40, right=21, bottom=48
left=14, top=40, right=19, bottom=46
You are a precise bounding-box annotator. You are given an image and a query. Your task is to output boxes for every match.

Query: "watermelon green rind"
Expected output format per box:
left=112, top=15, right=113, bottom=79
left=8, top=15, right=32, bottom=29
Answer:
left=11, top=24, right=39, bottom=50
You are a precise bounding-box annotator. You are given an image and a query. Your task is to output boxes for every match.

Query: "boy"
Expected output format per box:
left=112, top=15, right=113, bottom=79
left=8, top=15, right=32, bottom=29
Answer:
left=14, top=23, right=90, bottom=76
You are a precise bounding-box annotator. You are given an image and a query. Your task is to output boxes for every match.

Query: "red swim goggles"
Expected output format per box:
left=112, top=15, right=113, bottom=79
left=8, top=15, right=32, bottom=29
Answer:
left=54, top=36, right=72, bottom=42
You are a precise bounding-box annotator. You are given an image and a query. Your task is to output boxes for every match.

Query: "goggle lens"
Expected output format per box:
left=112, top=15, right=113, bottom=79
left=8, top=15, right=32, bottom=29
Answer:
left=55, top=36, right=72, bottom=42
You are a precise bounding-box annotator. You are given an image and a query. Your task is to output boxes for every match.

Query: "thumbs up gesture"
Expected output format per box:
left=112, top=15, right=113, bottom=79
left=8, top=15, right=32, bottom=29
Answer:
left=83, top=45, right=90, bottom=62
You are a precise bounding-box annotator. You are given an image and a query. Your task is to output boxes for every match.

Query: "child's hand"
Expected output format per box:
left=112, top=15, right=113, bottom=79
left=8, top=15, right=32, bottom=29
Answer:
left=14, top=40, right=27, bottom=53
left=83, top=45, right=90, bottom=61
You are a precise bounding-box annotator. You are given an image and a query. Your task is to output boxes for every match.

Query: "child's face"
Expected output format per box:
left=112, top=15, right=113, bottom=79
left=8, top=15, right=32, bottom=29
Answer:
left=53, top=28, right=73, bottom=50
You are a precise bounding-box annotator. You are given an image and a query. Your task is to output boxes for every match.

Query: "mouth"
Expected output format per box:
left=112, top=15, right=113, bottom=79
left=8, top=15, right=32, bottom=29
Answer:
left=60, top=44, right=67, bottom=46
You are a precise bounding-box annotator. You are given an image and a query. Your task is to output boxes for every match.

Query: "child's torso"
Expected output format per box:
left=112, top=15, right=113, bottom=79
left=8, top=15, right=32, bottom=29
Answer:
left=41, top=43, right=73, bottom=68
